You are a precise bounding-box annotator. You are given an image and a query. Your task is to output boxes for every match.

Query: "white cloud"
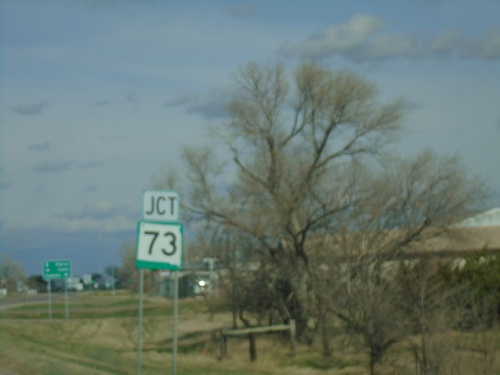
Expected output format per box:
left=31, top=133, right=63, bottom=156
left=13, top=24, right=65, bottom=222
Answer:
left=33, top=159, right=74, bottom=173
left=0, top=182, right=13, bottom=190
left=2, top=214, right=133, bottom=235
left=185, top=87, right=233, bottom=119
left=78, top=160, right=105, bottom=169
left=45, top=200, right=136, bottom=233
left=278, top=14, right=500, bottom=62
left=428, top=29, right=463, bottom=59
left=459, top=27, right=500, bottom=60
left=56, top=200, right=116, bottom=219
left=366, top=33, right=417, bottom=60
left=82, top=184, right=99, bottom=192
left=279, top=14, right=385, bottom=60
left=94, top=99, right=112, bottom=107
left=226, top=0, right=260, bottom=17
left=9, top=101, right=49, bottom=115
left=168, top=87, right=233, bottom=119
left=49, top=215, right=134, bottom=233
left=165, top=92, right=192, bottom=107
left=27, top=141, right=51, bottom=151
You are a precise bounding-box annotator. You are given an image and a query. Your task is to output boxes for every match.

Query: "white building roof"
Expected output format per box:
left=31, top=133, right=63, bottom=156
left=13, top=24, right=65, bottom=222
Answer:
left=456, top=208, right=500, bottom=227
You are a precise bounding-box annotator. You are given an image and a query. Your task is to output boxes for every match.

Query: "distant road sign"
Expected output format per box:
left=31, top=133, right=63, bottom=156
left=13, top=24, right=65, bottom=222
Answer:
left=43, top=260, right=71, bottom=280
left=142, top=190, right=179, bottom=222
left=136, top=221, right=183, bottom=270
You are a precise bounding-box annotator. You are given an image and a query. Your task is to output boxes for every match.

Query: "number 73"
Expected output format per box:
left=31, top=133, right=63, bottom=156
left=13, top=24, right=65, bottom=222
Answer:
left=144, top=230, right=177, bottom=256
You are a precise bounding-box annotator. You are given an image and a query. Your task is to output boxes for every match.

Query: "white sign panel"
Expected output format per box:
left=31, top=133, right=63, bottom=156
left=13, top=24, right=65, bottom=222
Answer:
left=136, top=221, right=183, bottom=270
left=142, top=190, right=179, bottom=222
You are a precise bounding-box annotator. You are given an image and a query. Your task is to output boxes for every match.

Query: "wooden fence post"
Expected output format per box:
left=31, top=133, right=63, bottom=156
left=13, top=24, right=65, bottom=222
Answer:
left=220, top=330, right=227, bottom=359
left=249, top=333, right=257, bottom=362
left=289, top=319, right=296, bottom=354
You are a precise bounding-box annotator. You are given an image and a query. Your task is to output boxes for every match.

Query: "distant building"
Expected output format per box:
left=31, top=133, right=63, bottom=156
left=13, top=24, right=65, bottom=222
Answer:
left=409, top=207, right=500, bottom=258
left=160, top=271, right=213, bottom=299
left=159, top=259, right=216, bottom=299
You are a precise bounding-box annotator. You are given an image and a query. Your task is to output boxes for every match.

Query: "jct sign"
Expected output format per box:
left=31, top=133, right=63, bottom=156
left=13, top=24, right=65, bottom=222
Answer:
left=142, top=190, right=179, bottom=222
left=137, top=190, right=183, bottom=270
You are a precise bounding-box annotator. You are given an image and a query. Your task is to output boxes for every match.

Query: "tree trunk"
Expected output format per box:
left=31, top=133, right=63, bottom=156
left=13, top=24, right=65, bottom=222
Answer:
left=288, top=259, right=310, bottom=336
left=370, top=349, right=376, bottom=375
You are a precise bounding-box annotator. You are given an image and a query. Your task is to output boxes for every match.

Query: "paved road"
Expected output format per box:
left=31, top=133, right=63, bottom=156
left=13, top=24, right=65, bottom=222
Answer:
left=0, top=292, right=79, bottom=310
left=0, top=294, right=44, bottom=310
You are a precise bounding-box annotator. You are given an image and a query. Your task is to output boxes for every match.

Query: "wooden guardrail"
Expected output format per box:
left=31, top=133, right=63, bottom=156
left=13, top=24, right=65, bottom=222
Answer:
left=220, top=320, right=296, bottom=362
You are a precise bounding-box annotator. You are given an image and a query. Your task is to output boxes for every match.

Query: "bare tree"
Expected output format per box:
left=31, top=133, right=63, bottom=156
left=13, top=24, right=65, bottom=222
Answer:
left=453, top=252, right=500, bottom=374
left=158, top=61, right=487, bottom=355
left=0, top=254, right=27, bottom=292
left=171, top=61, right=404, bottom=332
left=117, top=241, right=139, bottom=292
left=202, top=225, right=269, bottom=328
left=394, top=257, right=457, bottom=375
left=311, top=151, right=487, bottom=373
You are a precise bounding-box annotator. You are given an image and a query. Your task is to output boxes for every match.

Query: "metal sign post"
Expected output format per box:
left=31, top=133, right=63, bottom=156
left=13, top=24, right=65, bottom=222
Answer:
left=136, top=269, right=144, bottom=375
left=48, top=281, right=52, bottom=320
left=172, top=271, right=179, bottom=375
left=65, top=278, right=69, bottom=320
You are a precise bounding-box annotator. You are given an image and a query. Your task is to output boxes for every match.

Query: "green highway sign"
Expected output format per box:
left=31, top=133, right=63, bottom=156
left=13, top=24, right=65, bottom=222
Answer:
left=43, top=260, right=71, bottom=280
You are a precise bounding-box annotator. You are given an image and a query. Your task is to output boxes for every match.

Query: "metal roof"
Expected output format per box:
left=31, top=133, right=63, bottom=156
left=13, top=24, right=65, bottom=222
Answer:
left=455, top=208, right=500, bottom=227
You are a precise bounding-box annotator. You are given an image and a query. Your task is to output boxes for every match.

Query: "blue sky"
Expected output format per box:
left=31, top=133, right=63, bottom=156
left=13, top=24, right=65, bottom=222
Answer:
left=1, top=0, right=499, bottom=276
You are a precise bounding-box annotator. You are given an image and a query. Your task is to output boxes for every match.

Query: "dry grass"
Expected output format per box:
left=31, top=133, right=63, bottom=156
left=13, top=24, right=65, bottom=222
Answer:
left=1, top=293, right=499, bottom=375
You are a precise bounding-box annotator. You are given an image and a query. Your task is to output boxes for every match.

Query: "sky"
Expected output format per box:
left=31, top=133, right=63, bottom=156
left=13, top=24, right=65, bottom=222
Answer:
left=1, top=0, right=499, bottom=277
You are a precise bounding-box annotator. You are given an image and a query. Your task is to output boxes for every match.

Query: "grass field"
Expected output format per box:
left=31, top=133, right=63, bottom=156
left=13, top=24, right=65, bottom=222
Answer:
left=1, top=292, right=499, bottom=375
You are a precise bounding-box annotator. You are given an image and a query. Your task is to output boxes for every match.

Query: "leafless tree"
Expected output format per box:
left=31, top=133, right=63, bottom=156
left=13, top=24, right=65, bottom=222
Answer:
left=117, top=240, right=140, bottom=292
left=394, top=257, right=457, bottom=375
left=202, top=225, right=276, bottom=328
left=0, top=254, right=27, bottom=292
left=310, top=151, right=487, bottom=373
left=157, top=61, right=488, bottom=359
left=170, top=61, right=404, bottom=331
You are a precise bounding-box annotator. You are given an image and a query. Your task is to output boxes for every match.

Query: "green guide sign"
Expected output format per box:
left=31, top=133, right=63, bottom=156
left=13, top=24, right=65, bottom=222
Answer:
left=43, top=260, right=71, bottom=280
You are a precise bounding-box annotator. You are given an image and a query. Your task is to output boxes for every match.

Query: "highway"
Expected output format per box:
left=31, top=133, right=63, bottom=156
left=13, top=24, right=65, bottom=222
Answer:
left=0, top=291, right=80, bottom=310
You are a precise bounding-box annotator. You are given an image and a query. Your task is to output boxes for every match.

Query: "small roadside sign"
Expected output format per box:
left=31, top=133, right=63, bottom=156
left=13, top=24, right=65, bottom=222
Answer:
left=43, top=260, right=71, bottom=280
left=142, top=190, right=179, bottom=222
left=43, top=260, right=71, bottom=320
left=136, top=221, right=183, bottom=270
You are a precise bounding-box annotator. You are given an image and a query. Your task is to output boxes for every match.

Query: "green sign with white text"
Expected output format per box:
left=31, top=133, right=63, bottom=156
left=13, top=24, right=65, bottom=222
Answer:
left=43, top=260, right=71, bottom=280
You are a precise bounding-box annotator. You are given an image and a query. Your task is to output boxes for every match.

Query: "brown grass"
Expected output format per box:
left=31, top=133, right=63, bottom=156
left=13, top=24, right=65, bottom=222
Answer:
left=1, top=293, right=499, bottom=375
